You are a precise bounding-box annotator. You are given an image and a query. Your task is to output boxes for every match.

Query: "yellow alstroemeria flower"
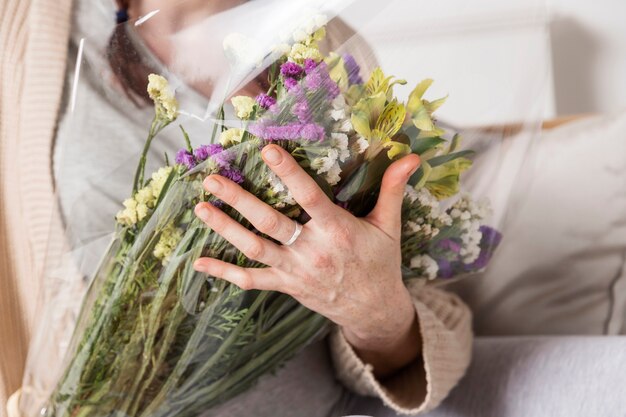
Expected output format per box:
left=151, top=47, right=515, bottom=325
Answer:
left=406, top=79, right=448, bottom=137
left=351, top=92, right=410, bottom=160
left=365, top=68, right=407, bottom=100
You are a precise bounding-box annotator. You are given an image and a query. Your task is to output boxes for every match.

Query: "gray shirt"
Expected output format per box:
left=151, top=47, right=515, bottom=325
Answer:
left=53, top=1, right=351, bottom=416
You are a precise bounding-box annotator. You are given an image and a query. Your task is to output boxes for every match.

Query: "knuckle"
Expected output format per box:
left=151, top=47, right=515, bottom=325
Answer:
left=258, top=212, right=280, bottom=234
left=238, top=272, right=256, bottom=291
left=244, top=239, right=265, bottom=260
left=299, top=188, right=323, bottom=208
left=328, top=222, right=354, bottom=247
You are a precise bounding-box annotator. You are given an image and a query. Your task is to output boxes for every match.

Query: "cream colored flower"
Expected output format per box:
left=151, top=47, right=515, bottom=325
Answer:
left=219, top=128, right=245, bottom=147
left=231, top=96, right=256, bottom=120
left=150, top=166, right=174, bottom=200
left=116, top=198, right=139, bottom=226
left=289, top=43, right=322, bottom=64
left=153, top=224, right=184, bottom=265
left=147, top=74, right=179, bottom=122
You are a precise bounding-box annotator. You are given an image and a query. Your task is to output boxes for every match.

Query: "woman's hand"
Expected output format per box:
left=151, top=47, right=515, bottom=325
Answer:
left=193, top=144, right=422, bottom=377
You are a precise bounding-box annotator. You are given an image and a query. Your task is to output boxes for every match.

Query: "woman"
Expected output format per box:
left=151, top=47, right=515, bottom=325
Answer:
left=1, top=0, right=471, bottom=415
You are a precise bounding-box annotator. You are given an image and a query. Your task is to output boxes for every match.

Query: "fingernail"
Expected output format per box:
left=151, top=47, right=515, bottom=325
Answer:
left=204, top=177, right=222, bottom=194
left=407, top=164, right=419, bottom=178
left=263, top=147, right=282, bottom=165
left=193, top=259, right=207, bottom=272
left=195, top=205, right=212, bottom=222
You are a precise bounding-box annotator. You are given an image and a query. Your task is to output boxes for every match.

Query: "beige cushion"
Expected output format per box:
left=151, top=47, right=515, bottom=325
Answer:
left=448, top=112, right=626, bottom=335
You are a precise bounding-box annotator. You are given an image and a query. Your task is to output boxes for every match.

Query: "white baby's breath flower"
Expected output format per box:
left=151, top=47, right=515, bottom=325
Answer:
left=324, top=162, right=342, bottom=186
left=231, top=96, right=256, bottom=120
left=330, top=133, right=350, bottom=162
left=267, top=171, right=296, bottom=208
left=293, top=29, right=309, bottom=43
left=223, top=33, right=265, bottom=69
left=317, top=149, right=340, bottom=174
left=409, top=254, right=439, bottom=280
left=147, top=74, right=179, bottom=122
left=354, top=137, right=370, bottom=154
left=272, top=43, right=292, bottom=57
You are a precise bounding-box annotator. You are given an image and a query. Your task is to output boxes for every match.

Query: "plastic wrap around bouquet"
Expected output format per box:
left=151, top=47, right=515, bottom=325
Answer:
left=18, top=0, right=548, bottom=416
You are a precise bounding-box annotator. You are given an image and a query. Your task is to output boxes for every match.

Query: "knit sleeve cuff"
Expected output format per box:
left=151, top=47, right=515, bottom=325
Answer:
left=329, top=284, right=473, bottom=415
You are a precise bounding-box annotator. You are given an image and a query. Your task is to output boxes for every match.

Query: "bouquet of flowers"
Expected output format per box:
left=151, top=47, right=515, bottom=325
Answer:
left=35, top=17, right=500, bottom=417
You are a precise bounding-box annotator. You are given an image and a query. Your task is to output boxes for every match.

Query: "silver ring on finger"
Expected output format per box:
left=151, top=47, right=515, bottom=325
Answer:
left=281, top=221, right=303, bottom=246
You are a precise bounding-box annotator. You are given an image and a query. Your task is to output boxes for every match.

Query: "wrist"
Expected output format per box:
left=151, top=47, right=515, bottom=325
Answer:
left=342, top=288, right=422, bottom=378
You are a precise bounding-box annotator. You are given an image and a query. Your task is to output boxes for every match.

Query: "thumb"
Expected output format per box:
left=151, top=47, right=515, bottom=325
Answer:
left=367, top=154, right=421, bottom=238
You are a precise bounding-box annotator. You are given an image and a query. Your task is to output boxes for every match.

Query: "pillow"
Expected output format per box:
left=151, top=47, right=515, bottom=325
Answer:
left=446, top=112, right=626, bottom=335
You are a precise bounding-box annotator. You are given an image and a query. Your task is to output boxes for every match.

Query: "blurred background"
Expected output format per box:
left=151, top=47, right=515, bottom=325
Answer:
left=345, top=0, right=626, bottom=125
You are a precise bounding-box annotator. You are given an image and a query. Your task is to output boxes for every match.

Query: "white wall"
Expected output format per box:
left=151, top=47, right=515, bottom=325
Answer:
left=341, top=0, right=626, bottom=123
left=548, top=0, right=626, bottom=115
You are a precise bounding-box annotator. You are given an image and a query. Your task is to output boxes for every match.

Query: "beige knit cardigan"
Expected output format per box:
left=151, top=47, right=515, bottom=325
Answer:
left=0, top=1, right=472, bottom=416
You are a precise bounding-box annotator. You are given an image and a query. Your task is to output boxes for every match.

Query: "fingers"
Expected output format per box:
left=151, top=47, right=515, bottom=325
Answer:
left=195, top=202, right=286, bottom=268
left=193, top=258, right=284, bottom=291
left=261, top=145, right=337, bottom=224
left=202, top=175, right=296, bottom=243
left=367, top=154, right=421, bottom=238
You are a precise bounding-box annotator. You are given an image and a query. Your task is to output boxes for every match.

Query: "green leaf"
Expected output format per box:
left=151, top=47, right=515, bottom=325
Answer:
left=335, top=164, right=368, bottom=202
left=409, top=160, right=432, bottom=189
left=426, top=150, right=475, bottom=168
left=410, top=136, right=446, bottom=155
left=351, top=109, right=372, bottom=139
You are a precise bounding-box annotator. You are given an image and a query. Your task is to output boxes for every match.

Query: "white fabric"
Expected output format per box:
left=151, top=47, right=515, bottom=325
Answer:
left=448, top=112, right=626, bottom=335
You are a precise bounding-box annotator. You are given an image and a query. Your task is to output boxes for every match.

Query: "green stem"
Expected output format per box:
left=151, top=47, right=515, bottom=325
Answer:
left=133, top=118, right=162, bottom=194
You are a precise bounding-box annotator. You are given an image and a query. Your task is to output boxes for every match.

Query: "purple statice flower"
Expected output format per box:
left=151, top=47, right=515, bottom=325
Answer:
left=292, top=100, right=312, bottom=123
left=479, top=225, right=503, bottom=251
left=194, top=144, right=224, bottom=162
left=220, top=166, right=245, bottom=184
left=283, top=77, right=299, bottom=91
left=176, top=149, right=196, bottom=169
left=342, top=53, right=363, bottom=85
left=437, top=259, right=455, bottom=279
left=281, top=61, right=304, bottom=78
left=437, top=238, right=462, bottom=254
left=249, top=122, right=325, bottom=142
left=210, top=199, right=225, bottom=209
left=303, top=58, right=318, bottom=74
left=300, top=123, right=326, bottom=141
left=304, top=62, right=340, bottom=99
left=212, top=149, right=234, bottom=168
left=256, top=93, right=277, bottom=110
